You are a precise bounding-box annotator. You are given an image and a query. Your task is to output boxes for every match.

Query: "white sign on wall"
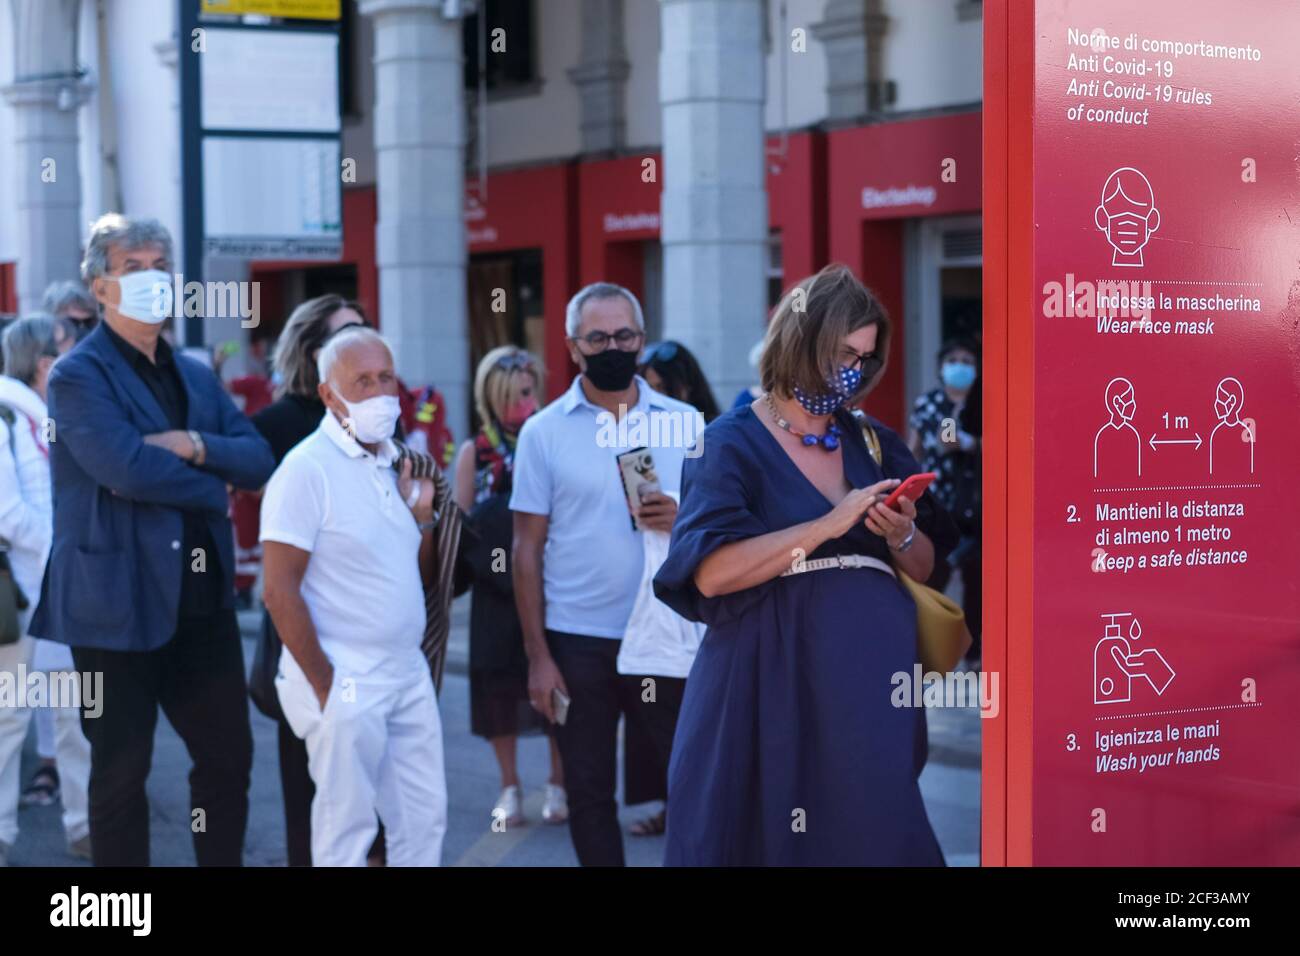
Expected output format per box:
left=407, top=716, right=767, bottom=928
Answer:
left=200, top=28, right=340, bottom=133
left=202, top=137, right=342, bottom=259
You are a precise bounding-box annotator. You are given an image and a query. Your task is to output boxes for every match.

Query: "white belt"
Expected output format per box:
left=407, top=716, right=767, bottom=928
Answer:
left=780, top=553, right=896, bottom=578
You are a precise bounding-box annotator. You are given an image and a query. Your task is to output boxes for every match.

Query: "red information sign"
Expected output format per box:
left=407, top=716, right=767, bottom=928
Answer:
left=988, top=0, right=1300, bottom=865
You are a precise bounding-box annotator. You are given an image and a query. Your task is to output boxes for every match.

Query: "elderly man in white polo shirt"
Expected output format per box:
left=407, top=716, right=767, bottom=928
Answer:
left=260, top=326, right=446, bottom=867
left=511, top=282, right=697, bottom=867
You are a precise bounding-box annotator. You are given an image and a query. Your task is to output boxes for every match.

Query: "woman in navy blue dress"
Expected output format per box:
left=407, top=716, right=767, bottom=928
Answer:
left=653, top=265, right=957, bottom=865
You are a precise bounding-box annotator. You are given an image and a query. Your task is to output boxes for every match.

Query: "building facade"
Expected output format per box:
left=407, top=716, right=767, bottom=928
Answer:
left=0, top=0, right=984, bottom=436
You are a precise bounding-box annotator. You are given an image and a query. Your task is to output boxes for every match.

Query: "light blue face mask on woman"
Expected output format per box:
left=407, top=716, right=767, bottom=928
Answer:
left=940, top=361, right=976, bottom=390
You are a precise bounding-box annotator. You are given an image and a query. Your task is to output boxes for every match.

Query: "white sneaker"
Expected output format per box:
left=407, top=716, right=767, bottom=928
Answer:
left=541, top=783, right=569, bottom=825
left=492, top=785, right=524, bottom=828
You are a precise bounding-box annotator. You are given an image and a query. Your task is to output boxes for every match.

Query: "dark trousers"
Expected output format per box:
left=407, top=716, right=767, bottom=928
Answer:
left=277, top=718, right=314, bottom=867
left=621, top=673, right=687, bottom=807
left=72, top=610, right=253, bottom=867
left=546, top=630, right=648, bottom=867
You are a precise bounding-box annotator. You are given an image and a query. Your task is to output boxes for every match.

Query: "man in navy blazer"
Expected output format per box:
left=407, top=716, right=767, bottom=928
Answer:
left=30, top=214, right=275, bottom=866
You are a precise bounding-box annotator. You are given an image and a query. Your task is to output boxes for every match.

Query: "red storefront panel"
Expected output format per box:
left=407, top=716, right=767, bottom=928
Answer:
left=250, top=187, right=378, bottom=332
left=0, top=263, right=17, bottom=314
left=827, top=111, right=983, bottom=430
left=576, top=131, right=826, bottom=311
left=466, top=163, right=578, bottom=400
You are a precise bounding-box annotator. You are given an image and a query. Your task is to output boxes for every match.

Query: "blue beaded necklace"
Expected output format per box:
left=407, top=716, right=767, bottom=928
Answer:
left=765, top=393, right=841, bottom=451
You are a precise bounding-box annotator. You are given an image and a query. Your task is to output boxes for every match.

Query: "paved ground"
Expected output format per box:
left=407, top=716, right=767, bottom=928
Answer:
left=8, top=596, right=981, bottom=867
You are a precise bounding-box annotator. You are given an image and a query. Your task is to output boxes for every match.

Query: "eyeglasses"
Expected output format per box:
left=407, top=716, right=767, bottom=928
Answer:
left=842, top=347, right=884, bottom=380
left=570, top=327, right=644, bottom=352
left=641, top=340, right=680, bottom=366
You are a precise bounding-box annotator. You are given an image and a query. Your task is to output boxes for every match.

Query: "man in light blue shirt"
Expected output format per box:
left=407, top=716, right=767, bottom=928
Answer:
left=510, top=282, right=699, bottom=866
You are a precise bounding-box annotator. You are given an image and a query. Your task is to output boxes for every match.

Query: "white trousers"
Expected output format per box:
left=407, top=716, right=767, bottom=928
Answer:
left=277, top=669, right=447, bottom=867
left=0, top=637, right=91, bottom=846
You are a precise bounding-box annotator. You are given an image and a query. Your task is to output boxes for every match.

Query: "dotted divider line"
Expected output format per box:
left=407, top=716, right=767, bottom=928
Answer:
left=1095, top=702, right=1263, bottom=721
left=1093, top=279, right=1266, bottom=287
left=1092, top=486, right=1263, bottom=494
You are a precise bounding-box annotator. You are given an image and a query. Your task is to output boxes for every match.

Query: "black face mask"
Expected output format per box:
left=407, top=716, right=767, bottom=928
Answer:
left=582, top=347, right=638, bottom=392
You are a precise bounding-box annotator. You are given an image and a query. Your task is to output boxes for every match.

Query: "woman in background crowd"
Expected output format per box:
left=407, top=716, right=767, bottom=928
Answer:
left=248, top=294, right=366, bottom=867
left=16, top=317, right=80, bottom=817
left=616, top=340, right=715, bottom=837
left=638, top=340, right=721, bottom=423
left=453, top=346, right=567, bottom=828
left=0, top=317, right=91, bottom=865
left=907, top=338, right=981, bottom=666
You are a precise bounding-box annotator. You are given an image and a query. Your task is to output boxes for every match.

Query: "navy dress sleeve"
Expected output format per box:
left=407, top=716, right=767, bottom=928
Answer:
left=869, top=415, right=961, bottom=579
left=652, top=418, right=770, bottom=626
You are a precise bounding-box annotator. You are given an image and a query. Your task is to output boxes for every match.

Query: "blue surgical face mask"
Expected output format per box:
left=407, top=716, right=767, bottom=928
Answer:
left=793, top=365, right=862, bottom=416
left=941, top=361, right=976, bottom=391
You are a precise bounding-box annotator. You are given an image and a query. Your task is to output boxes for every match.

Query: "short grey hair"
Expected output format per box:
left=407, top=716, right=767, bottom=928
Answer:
left=564, top=282, right=644, bottom=337
left=316, top=325, right=393, bottom=389
left=42, top=280, right=97, bottom=317
left=80, top=213, right=174, bottom=282
left=2, top=315, right=59, bottom=387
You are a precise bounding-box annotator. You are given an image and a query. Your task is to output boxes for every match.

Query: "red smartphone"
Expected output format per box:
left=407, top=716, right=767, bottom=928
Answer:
left=882, top=472, right=937, bottom=509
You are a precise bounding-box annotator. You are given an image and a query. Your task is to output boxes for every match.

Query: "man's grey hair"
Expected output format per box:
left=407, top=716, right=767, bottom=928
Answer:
left=42, top=280, right=97, bottom=318
left=316, top=325, right=393, bottom=390
left=564, top=282, right=644, bottom=338
left=2, top=315, right=59, bottom=387
left=80, top=213, right=174, bottom=283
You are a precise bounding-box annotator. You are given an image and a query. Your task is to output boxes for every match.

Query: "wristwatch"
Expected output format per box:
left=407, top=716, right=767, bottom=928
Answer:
left=187, top=429, right=206, bottom=466
left=890, top=523, right=917, bottom=554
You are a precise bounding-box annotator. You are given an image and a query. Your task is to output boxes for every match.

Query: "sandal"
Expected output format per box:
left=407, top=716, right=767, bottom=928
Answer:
left=20, top=765, right=60, bottom=808
left=628, top=808, right=667, bottom=837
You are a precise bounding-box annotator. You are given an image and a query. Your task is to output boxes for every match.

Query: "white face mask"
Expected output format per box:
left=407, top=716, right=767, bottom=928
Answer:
left=108, top=269, right=172, bottom=324
left=336, top=391, right=401, bottom=444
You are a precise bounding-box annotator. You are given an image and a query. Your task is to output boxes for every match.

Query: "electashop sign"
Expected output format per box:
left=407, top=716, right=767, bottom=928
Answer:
left=985, top=0, right=1300, bottom=866
left=831, top=111, right=981, bottom=221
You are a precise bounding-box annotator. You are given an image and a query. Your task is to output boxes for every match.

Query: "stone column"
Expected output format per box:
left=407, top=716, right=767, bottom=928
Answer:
left=568, top=0, right=630, bottom=155
left=360, top=0, right=469, bottom=443
left=811, top=0, right=889, bottom=123
left=3, top=0, right=92, bottom=314
left=659, top=0, right=768, bottom=407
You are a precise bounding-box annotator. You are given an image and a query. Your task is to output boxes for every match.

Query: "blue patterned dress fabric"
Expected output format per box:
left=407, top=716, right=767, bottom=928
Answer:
left=652, top=404, right=956, bottom=865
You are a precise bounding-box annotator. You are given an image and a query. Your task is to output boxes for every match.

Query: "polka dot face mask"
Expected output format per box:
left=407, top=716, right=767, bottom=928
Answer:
left=792, top=365, right=863, bottom=416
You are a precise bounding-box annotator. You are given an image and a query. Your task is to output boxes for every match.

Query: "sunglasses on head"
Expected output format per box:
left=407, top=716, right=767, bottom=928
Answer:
left=641, top=341, right=680, bottom=366
left=494, top=351, right=533, bottom=371
left=326, top=321, right=367, bottom=340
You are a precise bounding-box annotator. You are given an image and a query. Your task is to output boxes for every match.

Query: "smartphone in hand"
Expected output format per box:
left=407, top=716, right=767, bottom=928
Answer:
left=552, top=687, right=571, bottom=726
left=883, top=472, right=937, bottom=509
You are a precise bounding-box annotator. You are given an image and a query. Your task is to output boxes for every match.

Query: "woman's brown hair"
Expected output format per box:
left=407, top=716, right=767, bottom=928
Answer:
left=759, top=263, right=891, bottom=404
left=271, top=294, right=366, bottom=398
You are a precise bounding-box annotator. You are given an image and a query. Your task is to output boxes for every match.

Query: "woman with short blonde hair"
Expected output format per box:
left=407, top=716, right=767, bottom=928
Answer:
left=453, top=346, right=567, bottom=828
left=654, top=263, right=958, bottom=865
